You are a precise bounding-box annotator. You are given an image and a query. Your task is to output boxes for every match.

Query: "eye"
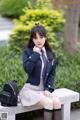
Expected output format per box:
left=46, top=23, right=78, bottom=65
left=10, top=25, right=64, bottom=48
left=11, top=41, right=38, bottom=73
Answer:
left=33, top=37, right=37, bottom=40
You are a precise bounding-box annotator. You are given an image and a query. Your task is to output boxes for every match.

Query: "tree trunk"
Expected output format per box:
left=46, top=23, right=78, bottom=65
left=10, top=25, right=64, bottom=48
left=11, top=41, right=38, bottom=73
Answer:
left=64, top=4, right=80, bottom=54
left=52, top=0, right=80, bottom=54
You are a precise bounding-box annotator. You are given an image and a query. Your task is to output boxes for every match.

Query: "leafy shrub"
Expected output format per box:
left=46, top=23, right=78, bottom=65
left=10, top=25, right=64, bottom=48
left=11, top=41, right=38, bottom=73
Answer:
left=0, top=0, right=52, bottom=18
left=9, top=9, right=64, bottom=57
left=0, top=46, right=27, bottom=91
left=32, top=0, right=53, bottom=9
left=0, top=0, right=36, bottom=18
left=55, top=45, right=80, bottom=93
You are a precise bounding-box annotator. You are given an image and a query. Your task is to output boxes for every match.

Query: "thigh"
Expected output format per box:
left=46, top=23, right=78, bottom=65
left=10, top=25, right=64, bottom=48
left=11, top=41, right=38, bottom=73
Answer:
left=35, top=92, right=54, bottom=109
left=51, top=92, right=61, bottom=109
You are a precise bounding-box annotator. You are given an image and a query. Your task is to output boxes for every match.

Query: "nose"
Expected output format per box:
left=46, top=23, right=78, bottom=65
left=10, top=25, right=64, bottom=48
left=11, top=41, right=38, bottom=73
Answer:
left=37, top=38, right=41, bottom=43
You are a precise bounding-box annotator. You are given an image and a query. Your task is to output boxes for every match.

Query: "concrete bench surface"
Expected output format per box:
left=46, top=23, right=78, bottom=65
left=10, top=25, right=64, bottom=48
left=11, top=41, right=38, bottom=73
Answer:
left=0, top=88, right=79, bottom=120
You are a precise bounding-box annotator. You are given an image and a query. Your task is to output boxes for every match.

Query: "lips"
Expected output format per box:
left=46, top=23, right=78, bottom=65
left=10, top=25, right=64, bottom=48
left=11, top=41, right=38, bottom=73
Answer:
left=38, top=44, right=42, bottom=45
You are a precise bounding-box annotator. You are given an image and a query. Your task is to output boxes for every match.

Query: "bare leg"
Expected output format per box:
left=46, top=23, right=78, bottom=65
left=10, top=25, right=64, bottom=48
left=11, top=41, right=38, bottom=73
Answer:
left=36, top=95, right=54, bottom=120
left=51, top=93, right=62, bottom=120
left=35, top=92, right=62, bottom=120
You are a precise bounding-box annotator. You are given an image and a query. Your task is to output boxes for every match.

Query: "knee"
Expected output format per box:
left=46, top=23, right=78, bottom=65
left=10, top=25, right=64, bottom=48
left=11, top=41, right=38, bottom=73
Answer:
left=52, top=97, right=61, bottom=109
left=43, top=98, right=54, bottom=110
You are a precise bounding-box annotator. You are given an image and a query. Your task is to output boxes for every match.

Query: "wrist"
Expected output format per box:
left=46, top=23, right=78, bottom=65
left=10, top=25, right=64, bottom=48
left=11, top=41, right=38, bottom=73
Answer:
left=33, top=46, right=41, bottom=53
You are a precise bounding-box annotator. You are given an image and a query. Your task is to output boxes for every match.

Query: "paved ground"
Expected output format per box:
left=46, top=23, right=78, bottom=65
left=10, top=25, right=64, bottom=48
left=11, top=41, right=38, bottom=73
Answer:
left=71, top=109, right=80, bottom=120
left=0, top=17, right=14, bottom=30
left=0, top=17, right=14, bottom=45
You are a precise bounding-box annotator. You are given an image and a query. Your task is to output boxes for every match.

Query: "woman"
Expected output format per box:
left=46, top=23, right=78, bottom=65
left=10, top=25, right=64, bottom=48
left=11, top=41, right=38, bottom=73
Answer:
left=19, top=24, right=62, bottom=120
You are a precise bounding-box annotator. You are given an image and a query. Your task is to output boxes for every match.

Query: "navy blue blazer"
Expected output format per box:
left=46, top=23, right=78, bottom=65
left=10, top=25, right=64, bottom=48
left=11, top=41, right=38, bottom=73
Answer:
left=23, top=47, right=57, bottom=93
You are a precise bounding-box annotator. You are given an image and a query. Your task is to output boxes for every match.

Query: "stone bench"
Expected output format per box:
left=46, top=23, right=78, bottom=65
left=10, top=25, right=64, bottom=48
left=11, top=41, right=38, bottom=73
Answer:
left=0, top=88, right=79, bottom=120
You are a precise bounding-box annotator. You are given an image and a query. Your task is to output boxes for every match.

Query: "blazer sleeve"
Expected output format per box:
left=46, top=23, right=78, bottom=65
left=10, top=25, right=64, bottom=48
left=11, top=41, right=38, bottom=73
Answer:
left=44, top=60, right=57, bottom=93
left=23, top=48, right=40, bottom=75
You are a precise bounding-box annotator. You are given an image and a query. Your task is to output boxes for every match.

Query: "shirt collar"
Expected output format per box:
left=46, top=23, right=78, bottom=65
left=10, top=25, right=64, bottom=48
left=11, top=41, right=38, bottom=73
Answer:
left=42, top=47, right=46, bottom=53
left=41, top=47, right=48, bottom=59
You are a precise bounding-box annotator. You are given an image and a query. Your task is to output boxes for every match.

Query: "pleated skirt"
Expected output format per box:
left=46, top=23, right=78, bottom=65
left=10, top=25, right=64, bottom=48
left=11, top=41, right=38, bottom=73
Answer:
left=19, top=83, right=45, bottom=106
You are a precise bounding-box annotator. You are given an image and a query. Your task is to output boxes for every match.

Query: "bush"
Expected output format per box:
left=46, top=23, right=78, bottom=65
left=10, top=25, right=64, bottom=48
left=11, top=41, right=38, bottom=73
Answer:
left=33, top=0, right=53, bottom=9
left=9, top=9, right=64, bottom=56
left=0, top=0, right=53, bottom=18
left=55, top=45, right=80, bottom=93
left=0, top=0, right=35, bottom=18
left=0, top=46, right=27, bottom=91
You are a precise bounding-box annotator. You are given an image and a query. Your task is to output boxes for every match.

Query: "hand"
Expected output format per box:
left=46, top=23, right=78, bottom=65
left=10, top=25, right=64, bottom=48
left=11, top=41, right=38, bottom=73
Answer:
left=51, top=91, right=58, bottom=98
left=33, top=46, right=41, bottom=54
left=43, top=90, right=53, bottom=98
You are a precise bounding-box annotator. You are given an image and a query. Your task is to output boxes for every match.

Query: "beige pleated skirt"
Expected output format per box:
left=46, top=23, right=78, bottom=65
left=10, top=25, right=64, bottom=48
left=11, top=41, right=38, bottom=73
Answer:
left=19, top=83, right=45, bottom=106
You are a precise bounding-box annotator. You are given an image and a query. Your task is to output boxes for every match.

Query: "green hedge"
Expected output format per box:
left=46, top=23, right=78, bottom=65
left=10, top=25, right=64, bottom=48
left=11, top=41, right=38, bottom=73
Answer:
left=0, top=46, right=27, bottom=91
left=9, top=9, right=64, bottom=57
left=56, top=46, right=80, bottom=93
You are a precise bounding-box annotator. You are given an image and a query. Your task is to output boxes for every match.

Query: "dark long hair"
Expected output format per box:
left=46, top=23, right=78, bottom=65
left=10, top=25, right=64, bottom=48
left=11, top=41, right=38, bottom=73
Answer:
left=27, top=24, right=56, bottom=60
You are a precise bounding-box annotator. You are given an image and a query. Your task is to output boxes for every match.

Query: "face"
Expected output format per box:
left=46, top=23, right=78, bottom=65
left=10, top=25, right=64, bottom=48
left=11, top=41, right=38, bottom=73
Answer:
left=32, top=33, right=46, bottom=48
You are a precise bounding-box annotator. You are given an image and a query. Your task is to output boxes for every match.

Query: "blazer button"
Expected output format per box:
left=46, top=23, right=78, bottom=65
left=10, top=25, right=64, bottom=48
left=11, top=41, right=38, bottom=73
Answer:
left=46, top=73, right=48, bottom=76
left=48, top=85, right=51, bottom=88
left=29, top=56, right=31, bottom=59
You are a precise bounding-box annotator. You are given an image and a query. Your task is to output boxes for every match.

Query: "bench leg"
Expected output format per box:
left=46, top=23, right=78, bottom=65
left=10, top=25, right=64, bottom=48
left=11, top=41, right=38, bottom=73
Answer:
left=62, top=103, right=71, bottom=120
left=7, top=113, right=15, bottom=120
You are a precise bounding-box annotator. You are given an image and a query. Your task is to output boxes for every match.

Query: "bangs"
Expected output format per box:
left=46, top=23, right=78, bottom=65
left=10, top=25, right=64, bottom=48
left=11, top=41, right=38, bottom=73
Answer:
left=32, top=30, right=45, bottom=39
left=31, top=25, right=47, bottom=39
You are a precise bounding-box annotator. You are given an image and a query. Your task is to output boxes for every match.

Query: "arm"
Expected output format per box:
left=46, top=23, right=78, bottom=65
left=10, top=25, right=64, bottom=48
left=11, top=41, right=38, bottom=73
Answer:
left=23, top=48, right=40, bottom=75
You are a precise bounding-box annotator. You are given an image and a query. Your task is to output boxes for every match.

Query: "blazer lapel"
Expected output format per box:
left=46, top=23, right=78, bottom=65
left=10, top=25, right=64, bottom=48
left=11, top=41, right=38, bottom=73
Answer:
left=45, top=50, right=53, bottom=76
